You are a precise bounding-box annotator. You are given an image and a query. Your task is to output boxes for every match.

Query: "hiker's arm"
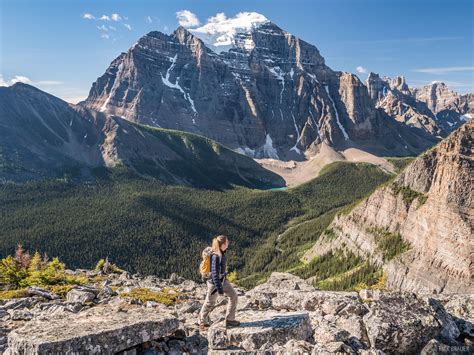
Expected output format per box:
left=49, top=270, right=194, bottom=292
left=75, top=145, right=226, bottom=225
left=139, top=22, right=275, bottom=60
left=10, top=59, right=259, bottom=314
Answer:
left=211, top=255, right=223, bottom=294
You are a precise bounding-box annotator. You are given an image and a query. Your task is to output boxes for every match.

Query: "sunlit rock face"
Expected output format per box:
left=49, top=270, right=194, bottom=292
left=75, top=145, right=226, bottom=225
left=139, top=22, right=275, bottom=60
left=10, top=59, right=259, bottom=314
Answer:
left=304, top=122, right=474, bottom=295
left=84, top=14, right=437, bottom=160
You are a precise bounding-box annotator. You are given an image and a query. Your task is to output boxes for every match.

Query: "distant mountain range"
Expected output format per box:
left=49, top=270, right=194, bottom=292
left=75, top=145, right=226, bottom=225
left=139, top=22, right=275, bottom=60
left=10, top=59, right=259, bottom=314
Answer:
left=0, top=12, right=472, bottom=185
left=367, top=74, right=472, bottom=137
left=82, top=13, right=470, bottom=161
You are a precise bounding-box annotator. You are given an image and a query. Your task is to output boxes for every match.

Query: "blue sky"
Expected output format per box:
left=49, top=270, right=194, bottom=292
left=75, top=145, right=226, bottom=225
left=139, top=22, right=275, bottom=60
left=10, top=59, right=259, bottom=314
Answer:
left=1, top=0, right=472, bottom=102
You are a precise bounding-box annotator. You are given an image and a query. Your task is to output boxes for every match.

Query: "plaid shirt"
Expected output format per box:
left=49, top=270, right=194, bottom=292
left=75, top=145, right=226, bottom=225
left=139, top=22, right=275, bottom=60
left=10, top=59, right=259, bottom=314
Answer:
left=210, top=251, right=226, bottom=293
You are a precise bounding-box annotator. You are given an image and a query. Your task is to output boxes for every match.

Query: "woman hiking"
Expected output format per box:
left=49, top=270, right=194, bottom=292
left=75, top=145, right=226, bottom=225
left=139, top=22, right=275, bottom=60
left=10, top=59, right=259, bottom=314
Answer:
left=199, top=235, right=240, bottom=330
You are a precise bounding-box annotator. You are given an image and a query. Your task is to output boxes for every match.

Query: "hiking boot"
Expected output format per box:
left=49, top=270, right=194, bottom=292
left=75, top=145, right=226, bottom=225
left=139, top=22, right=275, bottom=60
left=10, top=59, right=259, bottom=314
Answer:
left=225, top=319, right=240, bottom=328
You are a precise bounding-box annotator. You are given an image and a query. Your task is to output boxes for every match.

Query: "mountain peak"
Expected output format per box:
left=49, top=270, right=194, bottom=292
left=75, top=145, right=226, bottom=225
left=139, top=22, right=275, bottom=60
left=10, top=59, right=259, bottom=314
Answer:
left=188, top=11, right=269, bottom=53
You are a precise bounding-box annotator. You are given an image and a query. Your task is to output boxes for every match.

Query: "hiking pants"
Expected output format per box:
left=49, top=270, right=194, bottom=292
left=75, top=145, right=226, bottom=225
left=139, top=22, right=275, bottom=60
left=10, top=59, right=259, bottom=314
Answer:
left=199, top=279, right=238, bottom=324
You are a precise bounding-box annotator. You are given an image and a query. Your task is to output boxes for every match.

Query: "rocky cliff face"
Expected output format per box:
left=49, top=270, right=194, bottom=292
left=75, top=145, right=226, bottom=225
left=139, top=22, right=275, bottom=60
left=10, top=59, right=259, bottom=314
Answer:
left=0, top=83, right=284, bottom=187
left=304, top=122, right=473, bottom=294
left=83, top=18, right=436, bottom=160
left=366, top=73, right=471, bottom=137
left=413, top=81, right=474, bottom=115
left=1, top=272, right=472, bottom=354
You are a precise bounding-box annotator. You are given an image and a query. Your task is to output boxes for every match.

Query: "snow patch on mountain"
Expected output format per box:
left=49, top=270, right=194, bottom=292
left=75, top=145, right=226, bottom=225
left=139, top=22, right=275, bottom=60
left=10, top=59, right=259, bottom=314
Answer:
left=189, top=12, right=269, bottom=53
left=100, top=62, right=124, bottom=112
left=325, top=85, right=349, bottom=140
left=267, top=66, right=285, bottom=104
left=290, top=111, right=302, bottom=154
left=262, top=134, right=279, bottom=159
left=161, top=54, right=197, bottom=116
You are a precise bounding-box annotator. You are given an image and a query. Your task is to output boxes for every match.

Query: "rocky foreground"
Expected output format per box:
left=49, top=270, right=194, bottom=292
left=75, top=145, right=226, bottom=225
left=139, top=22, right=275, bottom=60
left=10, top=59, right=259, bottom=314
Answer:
left=1, top=271, right=473, bottom=354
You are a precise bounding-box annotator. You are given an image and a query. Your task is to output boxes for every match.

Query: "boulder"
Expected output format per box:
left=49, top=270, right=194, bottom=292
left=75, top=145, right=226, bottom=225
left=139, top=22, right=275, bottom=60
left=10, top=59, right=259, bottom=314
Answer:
left=302, top=291, right=367, bottom=317
left=0, top=297, right=38, bottom=311
left=207, top=310, right=313, bottom=351
left=66, top=286, right=100, bottom=304
left=363, top=293, right=441, bottom=354
left=243, top=273, right=316, bottom=311
left=425, top=298, right=460, bottom=341
left=66, top=288, right=96, bottom=305
left=25, top=286, right=58, bottom=300
left=7, top=305, right=179, bottom=354
left=96, top=286, right=118, bottom=304
left=308, top=311, right=368, bottom=352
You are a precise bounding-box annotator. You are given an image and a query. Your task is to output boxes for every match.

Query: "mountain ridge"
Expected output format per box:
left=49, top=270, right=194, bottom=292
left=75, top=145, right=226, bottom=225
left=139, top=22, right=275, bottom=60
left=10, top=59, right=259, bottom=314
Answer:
left=82, top=20, right=443, bottom=160
left=0, top=82, right=284, bottom=188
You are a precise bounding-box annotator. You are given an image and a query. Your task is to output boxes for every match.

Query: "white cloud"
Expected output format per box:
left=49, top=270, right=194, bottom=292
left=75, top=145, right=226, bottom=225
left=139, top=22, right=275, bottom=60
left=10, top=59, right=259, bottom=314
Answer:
left=189, top=12, right=269, bottom=53
left=0, top=75, right=86, bottom=103
left=0, top=75, right=62, bottom=87
left=84, top=12, right=124, bottom=22
left=36, top=80, right=62, bottom=85
left=0, top=75, right=9, bottom=86
left=10, top=75, right=32, bottom=84
left=83, top=12, right=128, bottom=39
left=163, top=25, right=169, bottom=31
left=176, top=10, right=200, bottom=28
left=356, top=66, right=368, bottom=74
left=146, top=16, right=153, bottom=23
left=413, top=66, right=474, bottom=75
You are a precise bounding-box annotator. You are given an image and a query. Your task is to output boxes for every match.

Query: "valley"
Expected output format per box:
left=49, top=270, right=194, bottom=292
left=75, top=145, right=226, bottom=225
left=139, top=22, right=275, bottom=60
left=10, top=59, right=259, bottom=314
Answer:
left=0, top=162, right=390, bottom=288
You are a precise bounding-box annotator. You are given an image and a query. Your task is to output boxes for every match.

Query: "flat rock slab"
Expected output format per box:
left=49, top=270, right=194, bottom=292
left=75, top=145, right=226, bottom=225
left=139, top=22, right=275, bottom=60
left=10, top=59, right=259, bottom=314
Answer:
left=208, top=310, right=313, bottom=351
left=7, top=305, right=179, bottom=354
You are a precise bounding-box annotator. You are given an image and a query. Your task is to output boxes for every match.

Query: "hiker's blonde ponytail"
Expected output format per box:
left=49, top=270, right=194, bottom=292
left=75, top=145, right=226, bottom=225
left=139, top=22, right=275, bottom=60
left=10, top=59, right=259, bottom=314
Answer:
left=211, top=235, right=228, bottom=256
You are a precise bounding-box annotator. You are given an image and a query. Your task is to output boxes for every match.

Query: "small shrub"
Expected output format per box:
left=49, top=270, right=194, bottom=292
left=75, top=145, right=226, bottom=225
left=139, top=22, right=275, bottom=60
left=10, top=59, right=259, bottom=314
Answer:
left=95, top=258, right=125, bottom=274
left=227, top=271, right=237, bottom=284
left=0, top=288, right=28, bottom=300
left=0, top=245, right=88, bottom=290
left=119, top=287, right=180, bottom=306
left=95, top=259, right=105, bottom=271
left=371, top=272, right=387, bottom=290
left=0, top=255, right=28, bottom=289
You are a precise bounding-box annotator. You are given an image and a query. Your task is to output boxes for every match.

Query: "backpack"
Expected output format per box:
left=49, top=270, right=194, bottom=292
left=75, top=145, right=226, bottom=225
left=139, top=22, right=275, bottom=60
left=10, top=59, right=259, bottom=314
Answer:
left=199, top=247, right=214, bottom=280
